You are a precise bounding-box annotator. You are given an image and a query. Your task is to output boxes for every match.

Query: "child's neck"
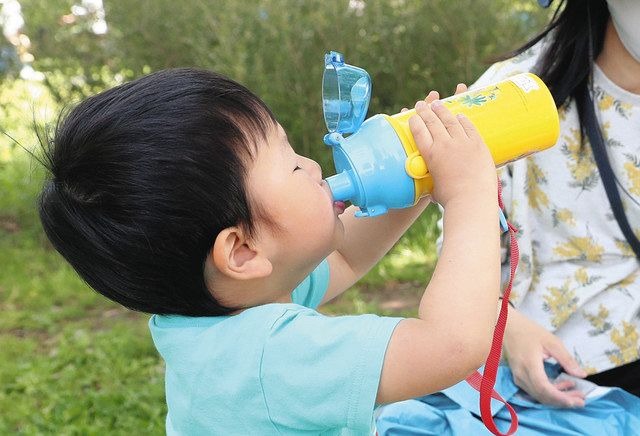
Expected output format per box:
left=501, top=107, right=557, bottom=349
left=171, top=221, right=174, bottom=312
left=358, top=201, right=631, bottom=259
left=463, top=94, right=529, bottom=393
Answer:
left=213, top=265, right=313, bottom=312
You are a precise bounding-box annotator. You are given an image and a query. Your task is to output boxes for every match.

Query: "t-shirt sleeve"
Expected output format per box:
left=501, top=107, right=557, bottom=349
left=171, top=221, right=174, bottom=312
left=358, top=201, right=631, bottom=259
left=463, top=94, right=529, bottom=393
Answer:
left=260, top=309, right=403, bottom=433
left=290, top=258, right=330, bottom=309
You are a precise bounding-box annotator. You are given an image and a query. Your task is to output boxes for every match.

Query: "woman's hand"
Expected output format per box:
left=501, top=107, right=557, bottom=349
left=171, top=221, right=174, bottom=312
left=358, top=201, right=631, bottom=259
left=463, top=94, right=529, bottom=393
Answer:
left=504, top=307, right=588, bottom=407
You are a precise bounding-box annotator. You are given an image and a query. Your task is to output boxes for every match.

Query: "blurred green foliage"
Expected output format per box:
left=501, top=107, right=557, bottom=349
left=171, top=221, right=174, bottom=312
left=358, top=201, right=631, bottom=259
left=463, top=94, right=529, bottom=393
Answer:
left=18, top=0, right=548, bottom=167
left=1, top=1, right=550, bottom=433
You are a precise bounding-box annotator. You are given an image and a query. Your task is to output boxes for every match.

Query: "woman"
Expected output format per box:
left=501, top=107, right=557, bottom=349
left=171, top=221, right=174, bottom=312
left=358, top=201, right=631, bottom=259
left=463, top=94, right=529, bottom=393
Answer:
left=485, top=0, right=640, bottom=405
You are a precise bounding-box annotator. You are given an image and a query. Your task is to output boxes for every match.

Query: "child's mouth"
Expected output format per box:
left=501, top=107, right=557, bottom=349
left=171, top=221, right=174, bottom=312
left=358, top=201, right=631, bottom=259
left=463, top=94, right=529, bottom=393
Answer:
left=333, top=201, right=346, bottom=215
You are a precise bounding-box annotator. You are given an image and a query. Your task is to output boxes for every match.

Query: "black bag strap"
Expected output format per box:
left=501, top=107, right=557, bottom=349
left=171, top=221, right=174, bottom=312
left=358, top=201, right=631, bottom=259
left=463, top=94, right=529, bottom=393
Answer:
left=580, top=86, right=640, bottom=258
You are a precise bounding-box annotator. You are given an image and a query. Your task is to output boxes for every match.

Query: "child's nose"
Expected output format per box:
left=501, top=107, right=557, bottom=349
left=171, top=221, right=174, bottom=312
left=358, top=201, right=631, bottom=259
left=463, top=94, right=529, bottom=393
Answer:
left=313, top=162, right=324, bottom=182
left=303, top=157, right=322, bottom=181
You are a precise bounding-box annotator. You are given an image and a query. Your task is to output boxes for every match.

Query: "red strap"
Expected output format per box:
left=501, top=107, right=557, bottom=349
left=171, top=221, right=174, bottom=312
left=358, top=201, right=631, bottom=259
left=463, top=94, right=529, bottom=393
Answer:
left=464, top=179, right=520, bottom=436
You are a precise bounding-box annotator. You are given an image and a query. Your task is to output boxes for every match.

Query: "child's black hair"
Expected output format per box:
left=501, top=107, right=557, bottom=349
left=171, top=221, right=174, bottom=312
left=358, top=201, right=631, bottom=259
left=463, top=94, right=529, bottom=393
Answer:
left=38, top=68, right=277, bottom=316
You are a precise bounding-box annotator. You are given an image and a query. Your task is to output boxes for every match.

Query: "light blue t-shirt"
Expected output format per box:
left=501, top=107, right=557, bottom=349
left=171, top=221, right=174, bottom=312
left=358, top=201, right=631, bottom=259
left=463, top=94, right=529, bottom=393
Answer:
left=149, top=260, right=403, bottom=435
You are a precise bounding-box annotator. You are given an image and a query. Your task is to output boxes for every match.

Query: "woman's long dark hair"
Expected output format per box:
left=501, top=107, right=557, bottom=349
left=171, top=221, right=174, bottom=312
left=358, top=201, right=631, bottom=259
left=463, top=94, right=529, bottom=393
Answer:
left=497, top=0, right=610, bottom=132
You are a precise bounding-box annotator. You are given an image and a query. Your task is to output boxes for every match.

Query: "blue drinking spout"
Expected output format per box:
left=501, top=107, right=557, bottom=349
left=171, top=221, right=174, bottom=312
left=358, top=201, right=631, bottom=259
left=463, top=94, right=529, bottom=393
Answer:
left=325, top=171, right=357, bottom=202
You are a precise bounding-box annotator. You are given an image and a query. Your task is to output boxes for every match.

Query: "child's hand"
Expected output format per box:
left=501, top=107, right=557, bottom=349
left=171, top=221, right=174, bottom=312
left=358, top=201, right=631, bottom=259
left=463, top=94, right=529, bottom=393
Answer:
left=408, top=96, right=496, bottom=207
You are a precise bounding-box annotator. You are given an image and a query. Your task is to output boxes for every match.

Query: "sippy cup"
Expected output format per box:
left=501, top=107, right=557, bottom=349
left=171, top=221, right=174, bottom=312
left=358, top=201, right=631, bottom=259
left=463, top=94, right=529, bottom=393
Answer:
left=322, top=51, right=560, bottom=217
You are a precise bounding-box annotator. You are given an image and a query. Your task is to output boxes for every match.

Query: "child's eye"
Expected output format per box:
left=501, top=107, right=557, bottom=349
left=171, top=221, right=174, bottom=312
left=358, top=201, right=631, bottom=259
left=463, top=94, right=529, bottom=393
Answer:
left=293, top=166, right=302, bottom=172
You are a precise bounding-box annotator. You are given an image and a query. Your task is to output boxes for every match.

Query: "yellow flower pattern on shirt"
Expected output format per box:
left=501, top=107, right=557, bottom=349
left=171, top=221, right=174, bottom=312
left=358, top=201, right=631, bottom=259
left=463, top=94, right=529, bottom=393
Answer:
left=526, top=160, right=549, bottom=210
left=594, top=86, right=634, bottom=119
left=560, top=128, right=599, bottom=191
left=616, top=271, right=638, bottom=289
left=615, top=238, right=636, bottom=257
left=599, top=94, right=615, bottom=111
left=553, top=237, right=604, bottom=262
left=552, top=208, right=576, bottom=227
left=584, top=304, right=611, bottom=336
left=543, top=279, right=578, bottom=328
left=574, top=267, right=600, bottom=287
left=607, top=322, right=640, bottom=366
left=623, top=156, right=640, bottom=196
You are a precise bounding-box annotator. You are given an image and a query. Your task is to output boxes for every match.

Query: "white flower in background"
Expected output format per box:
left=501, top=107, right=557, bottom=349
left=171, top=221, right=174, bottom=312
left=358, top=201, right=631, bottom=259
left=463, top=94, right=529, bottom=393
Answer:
left=71, top=0, right=108, bottom=35
left=0, top=0, right=43, bottom=80
left=1, top=0, right=24, bottom=44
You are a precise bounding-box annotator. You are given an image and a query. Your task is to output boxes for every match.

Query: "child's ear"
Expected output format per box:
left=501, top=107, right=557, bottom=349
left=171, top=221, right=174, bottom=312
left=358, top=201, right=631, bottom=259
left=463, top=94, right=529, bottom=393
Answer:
left=211, top=227, right=272, bottom=280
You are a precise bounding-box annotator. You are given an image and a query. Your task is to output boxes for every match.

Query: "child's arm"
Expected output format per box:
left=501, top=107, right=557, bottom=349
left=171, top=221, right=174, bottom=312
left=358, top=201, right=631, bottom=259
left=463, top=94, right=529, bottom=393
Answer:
left=321, top=198, right=431, bottom=304
left=322, top=88, right=465, bottom=305
left=374, top=100, right=500, bottom=404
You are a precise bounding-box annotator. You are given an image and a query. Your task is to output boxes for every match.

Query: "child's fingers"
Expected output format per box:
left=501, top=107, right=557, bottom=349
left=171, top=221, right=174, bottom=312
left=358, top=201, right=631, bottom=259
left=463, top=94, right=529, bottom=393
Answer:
left=454, top=83, right=468, bottom=95
left=430, top=100, right=466, bottom=138
left=455, top=113, right=481, bottom=140
left=408, top=111, right=434, bottom=153
left=400, top=107, right=409, bottom=113
left=415, top=100, right=449, bottom=141
left=424, top=90, right=439, bottom=104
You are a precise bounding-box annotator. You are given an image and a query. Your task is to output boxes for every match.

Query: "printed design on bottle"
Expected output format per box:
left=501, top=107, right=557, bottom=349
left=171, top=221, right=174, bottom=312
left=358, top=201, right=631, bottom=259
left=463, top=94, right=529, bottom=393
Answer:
left=448, top=85, right=500, bottom=108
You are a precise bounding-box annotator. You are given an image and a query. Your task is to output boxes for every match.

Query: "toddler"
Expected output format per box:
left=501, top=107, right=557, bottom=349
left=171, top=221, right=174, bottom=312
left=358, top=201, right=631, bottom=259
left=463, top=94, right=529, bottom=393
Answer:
left=38, top=68, right=500, bottom=435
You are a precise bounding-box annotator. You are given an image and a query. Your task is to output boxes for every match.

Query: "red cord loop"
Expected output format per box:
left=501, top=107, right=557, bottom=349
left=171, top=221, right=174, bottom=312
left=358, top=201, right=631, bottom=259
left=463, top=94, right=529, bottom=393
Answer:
left=465, top=178, right=519, bottom=436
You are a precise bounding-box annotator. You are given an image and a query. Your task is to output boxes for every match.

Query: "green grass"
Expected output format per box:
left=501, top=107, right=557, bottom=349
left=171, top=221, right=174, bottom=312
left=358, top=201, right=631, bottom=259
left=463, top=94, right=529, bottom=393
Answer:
left=0, top=79, right=437, bottom=433
left=0, top=155, right=168, bottom=434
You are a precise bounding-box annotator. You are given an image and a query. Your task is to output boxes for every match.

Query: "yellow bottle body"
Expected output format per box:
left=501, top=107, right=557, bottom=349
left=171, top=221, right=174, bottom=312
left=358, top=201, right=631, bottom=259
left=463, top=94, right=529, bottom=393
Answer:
left=384, top=73, right=560, bottom=201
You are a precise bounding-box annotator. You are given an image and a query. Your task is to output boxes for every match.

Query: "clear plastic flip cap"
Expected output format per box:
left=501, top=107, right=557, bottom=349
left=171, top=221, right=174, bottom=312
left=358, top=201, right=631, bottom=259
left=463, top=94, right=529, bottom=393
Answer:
left=322, top=51, right=372, bottom=135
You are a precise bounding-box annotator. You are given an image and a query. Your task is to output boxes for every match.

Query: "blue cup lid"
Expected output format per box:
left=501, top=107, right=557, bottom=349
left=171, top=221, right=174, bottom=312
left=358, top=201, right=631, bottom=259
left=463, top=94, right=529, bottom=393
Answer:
left=322, top=51, right=371, bottom=134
